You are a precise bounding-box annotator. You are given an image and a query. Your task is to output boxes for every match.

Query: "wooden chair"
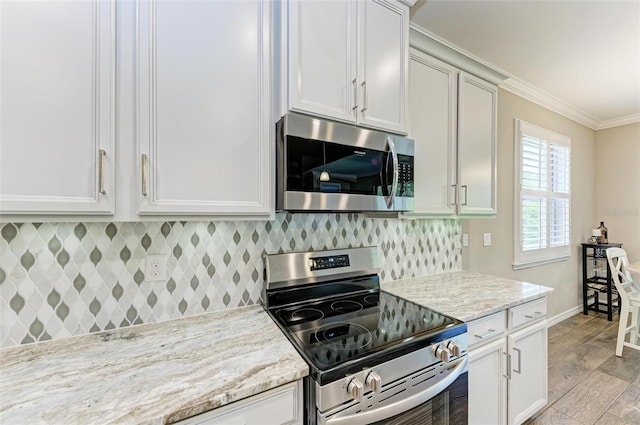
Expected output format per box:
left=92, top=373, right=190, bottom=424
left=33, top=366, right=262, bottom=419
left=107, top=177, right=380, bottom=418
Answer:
left=606, top=247, right=640, bottom=357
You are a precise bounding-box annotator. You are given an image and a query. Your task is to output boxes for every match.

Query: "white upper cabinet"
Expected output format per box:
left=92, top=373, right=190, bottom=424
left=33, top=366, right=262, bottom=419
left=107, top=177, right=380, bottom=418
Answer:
left=404, top=50, right=457, bottom=216
left=287, top=0, right=356, bottom=122
left=1, top=0, right=273, bottom=221
left=137, top=0, right=272, bottom=217
left=404, top=50, right=497, bottom=218
left=457, top=72, right=497, bottom=216
left=357, top=0, right=408, bottom=134
left=283, top=0, right=409, bottom=134
left=0, top=0, right=116, bottom=216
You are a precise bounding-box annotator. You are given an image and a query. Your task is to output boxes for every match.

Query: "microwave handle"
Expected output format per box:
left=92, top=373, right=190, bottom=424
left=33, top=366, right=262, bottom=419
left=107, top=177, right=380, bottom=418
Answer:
left=385, top=136, right=399, bottom=209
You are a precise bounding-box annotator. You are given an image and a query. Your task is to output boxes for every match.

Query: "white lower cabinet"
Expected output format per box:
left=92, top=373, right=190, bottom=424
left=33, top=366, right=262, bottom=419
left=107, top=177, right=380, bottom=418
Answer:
left=468, top=299, right=548, bottom=425
left=469, top=338, right=507, bottom=425
left=507, top=320, right=548, bottom=425
left=177, top=380, right=302, bottom=425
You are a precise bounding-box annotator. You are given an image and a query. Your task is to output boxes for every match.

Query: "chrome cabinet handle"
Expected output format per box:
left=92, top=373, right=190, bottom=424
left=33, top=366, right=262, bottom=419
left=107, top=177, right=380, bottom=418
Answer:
left=98, top=149, right=106, bottom=195
left=505, top=352, right=512, bottom=380
left=141, top=154, right=148, bottom=196
left=503, top=351, right=510, bottom=379
left=361, top=80, right=368, bottom=112
left=461, top=185, right=468, bottom=205
left=474, top=328, right=497, bottom=340
left=352, top=78, right=358, bottom=111
left=513, top=347, right=522, bottom=374
left=451, top=184, right=458, bottom=206
left=525, top=311, right=544, bottom=319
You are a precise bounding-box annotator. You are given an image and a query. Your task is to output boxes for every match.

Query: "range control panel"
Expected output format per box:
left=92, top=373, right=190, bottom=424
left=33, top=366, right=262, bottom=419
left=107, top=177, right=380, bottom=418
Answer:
left=309, top=254, right=350, bottom=271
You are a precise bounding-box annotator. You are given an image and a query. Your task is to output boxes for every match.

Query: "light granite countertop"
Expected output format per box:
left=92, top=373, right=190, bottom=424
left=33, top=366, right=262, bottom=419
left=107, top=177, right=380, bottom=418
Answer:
left=382, top=271, right=554, bottom=322
left=0, top=305, right=308, bottom=425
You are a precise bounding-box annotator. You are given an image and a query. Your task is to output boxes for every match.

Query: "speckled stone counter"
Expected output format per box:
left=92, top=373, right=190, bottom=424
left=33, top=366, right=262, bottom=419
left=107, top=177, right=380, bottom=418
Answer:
left=382, top=271, right=553, bottom=322
left=0, top=305, right=308, bottom=425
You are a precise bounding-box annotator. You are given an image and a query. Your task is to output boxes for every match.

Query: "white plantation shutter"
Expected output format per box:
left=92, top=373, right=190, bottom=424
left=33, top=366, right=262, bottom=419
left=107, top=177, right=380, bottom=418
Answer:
left=514, top=119, right=571, bottom=269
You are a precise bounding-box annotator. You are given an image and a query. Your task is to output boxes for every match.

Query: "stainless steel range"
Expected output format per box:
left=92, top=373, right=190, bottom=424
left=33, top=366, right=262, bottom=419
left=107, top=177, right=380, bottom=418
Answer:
left=264, top=247, right=468, bottom=425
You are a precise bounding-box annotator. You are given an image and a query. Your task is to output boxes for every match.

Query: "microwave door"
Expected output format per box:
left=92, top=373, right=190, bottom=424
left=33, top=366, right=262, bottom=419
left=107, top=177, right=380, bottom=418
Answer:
left=383, top=137, right=399, bottom=209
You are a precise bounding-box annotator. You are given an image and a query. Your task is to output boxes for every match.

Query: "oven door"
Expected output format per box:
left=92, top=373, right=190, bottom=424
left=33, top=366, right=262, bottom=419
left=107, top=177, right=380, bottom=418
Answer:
left=320, top=356, right=468, bottom=425
left=372, top=371, right=468, bottom=425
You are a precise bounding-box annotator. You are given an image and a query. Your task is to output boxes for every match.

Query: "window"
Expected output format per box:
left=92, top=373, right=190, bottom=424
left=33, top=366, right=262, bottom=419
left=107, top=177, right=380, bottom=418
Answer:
left=514, top=119, right=571, bottom=269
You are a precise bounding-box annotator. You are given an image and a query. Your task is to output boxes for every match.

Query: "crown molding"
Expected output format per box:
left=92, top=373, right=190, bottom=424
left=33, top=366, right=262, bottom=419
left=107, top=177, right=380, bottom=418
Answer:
left=409, top=23, right=640, bottom=131
left=501, top=79, right=640, bottom=130
left=596, top=113, right=640, bottom=130
left=499, top=78, right=601, bottom=130
left=409, top=24, right=508, bottom=86
left=398, top=0, right=418, bottom=7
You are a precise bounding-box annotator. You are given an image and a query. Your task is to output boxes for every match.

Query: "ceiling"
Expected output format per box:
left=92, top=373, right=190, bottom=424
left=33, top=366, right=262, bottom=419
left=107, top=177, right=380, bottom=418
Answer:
left=410, top=0, right=640, bottom=130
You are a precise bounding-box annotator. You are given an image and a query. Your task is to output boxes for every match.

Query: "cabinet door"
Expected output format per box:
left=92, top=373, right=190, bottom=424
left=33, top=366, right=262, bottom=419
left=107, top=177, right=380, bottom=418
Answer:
left=457, top=72, right=497, bottom=216
left=177, top=380, right=302, bottom=425
left=357, top=0, right=408, bottom=134
left=469, top=338, right=507, bottom=425
left=507, top=320, right=548, bottom=425
left=287, top=0, right=356, bottom=123
left=404, top=50, right=457, bottom=217
left=0, top=0, right=115, bottom=215
left=137, top=0, right=272, bottom=216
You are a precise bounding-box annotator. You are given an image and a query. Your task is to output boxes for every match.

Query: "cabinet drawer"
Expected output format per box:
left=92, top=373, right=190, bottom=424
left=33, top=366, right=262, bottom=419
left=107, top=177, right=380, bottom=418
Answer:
left=509, top=298, right=547, bottom=330
left=178, top=380, right=302, bottom=425
left=468, top=311, right=506, bottom=349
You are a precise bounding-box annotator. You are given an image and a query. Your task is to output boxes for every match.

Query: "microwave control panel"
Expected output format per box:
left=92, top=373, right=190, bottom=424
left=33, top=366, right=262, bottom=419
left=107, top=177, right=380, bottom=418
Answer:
left=397, top=155, right=414, bottom=197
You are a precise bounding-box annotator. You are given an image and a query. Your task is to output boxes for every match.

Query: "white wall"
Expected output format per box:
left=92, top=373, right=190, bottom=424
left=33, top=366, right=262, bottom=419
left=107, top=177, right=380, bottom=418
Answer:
left=462, top=88, right=597, bottom=319
left=594, top=123, right=640, bottom=262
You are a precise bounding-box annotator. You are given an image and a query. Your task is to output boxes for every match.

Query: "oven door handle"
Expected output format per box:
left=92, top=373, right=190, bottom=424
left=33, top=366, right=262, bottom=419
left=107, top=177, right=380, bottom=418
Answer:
left=323, top=356, right=468, bottom=425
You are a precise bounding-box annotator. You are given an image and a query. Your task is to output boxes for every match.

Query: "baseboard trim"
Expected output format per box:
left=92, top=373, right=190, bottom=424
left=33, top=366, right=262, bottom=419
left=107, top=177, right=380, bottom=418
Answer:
left=547, top=305, right=582, bottom=327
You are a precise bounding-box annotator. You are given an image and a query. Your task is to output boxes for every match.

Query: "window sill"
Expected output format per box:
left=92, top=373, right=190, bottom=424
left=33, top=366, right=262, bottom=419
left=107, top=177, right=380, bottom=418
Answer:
left=513, top=255, right=570, bottom=270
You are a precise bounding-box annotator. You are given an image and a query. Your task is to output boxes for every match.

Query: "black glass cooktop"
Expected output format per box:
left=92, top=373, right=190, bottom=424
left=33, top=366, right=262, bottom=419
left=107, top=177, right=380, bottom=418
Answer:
left=270, top=290, right=462, bottom=373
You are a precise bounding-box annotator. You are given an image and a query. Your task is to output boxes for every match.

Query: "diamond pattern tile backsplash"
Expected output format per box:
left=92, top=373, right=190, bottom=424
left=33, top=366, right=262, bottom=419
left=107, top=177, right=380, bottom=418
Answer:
left=0, top=214, right=461, bottom=348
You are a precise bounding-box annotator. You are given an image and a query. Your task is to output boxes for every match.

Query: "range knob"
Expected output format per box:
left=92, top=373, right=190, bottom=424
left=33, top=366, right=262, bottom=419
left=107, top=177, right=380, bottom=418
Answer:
left=365, top=371, right=382, bottom=394
left=434, top=345, right=451, bottom=362
left=447, top=341, right=462, bottom=357
left=347, top=378, right=364, bottom=402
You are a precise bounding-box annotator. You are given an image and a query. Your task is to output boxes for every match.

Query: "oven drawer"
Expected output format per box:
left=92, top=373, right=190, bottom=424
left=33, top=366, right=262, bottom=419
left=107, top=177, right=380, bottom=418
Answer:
left=509, top=298, right=547, bottom=331
left=467, top=311, right=506, bottom=349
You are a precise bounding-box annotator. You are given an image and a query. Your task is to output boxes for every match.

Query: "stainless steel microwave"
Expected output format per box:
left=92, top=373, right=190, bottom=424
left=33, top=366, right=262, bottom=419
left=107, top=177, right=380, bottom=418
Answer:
left=276, top=113, right=414, bottom=212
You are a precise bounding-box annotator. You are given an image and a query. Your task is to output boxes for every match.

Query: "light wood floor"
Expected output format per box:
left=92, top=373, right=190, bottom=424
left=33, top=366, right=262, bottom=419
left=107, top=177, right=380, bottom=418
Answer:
left=526, top=312, right=640, bottom=425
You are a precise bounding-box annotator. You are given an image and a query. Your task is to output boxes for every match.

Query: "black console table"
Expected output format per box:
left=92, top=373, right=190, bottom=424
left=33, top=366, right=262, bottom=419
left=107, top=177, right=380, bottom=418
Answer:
left=581, top=242, right=622, bottom=321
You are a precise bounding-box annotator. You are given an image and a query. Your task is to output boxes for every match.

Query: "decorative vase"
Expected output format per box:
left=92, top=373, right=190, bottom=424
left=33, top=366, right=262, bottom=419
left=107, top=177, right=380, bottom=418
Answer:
left=598, top=221, right=608, bottom=244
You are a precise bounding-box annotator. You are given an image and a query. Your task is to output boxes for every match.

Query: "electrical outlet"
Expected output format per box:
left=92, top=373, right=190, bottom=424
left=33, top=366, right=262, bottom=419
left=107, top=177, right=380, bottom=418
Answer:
left=454, top=235, right=461, bottom=249
left=483, top=233, right=492, bottom=247
left=404, top=236, right=416, bottom=254
left=462, top=234, right=469, bottom=247
left=145, top=254, right=167, bottom=281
